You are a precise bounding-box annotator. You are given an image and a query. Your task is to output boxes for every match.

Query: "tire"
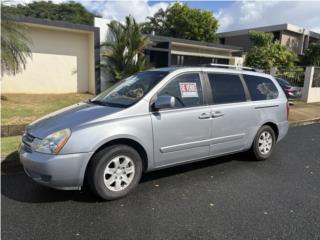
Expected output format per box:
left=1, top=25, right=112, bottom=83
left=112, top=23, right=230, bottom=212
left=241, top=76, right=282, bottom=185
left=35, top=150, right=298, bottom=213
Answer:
left=87, top=144, right=143, bottom=200
left=250, top=125, right=276, bottom=161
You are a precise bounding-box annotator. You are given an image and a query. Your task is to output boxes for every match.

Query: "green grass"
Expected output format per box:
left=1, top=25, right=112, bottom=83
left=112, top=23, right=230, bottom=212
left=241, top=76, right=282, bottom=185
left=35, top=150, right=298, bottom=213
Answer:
left=1, top=136, right=21, bottom=157
left=1, top=93, right=93, bottom=125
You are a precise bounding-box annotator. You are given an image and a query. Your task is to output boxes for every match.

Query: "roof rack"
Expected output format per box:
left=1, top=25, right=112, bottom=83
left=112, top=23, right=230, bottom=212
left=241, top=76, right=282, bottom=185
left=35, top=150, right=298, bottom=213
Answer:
left=201, top=63, right=263, bottom=72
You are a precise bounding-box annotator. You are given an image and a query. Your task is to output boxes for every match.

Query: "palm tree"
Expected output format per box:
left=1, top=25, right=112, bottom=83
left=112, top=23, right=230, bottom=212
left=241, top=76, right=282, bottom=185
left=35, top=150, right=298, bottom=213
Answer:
left=1, top=6, right=32, bottom=75
left=101, top=16, right=150, bottom=81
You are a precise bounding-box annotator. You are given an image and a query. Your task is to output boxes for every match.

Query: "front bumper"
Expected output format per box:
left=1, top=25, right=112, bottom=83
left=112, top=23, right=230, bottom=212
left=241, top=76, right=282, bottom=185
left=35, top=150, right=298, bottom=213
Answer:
left=19, top=145, right=93, bottom=190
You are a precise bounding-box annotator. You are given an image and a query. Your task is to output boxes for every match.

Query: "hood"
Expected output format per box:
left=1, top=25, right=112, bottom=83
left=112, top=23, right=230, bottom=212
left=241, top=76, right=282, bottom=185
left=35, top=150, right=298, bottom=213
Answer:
left=27, top=102, right=123, bottom=138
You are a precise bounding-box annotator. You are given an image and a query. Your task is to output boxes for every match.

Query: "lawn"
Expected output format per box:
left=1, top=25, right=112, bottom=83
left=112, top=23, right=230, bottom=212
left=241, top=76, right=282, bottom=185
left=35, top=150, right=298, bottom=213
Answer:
left=1, top=93, right=93, bottom=125
left=1, top=136, right=21, bottom=157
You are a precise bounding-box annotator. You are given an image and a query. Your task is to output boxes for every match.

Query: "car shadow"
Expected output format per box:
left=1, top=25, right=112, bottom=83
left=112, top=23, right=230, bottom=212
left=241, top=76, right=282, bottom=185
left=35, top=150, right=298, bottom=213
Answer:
left=1, top=151, right=252, bottom=204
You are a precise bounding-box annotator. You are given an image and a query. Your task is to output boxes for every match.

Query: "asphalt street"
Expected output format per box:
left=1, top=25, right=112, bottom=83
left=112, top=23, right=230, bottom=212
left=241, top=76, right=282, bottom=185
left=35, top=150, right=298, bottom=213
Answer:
left=2, top=124, right=320, bottom=240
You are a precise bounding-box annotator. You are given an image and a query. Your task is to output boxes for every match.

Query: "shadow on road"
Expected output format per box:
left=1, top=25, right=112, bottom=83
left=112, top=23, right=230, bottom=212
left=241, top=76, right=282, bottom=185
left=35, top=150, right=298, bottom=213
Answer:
left=2, top=151, right=251, bottom=204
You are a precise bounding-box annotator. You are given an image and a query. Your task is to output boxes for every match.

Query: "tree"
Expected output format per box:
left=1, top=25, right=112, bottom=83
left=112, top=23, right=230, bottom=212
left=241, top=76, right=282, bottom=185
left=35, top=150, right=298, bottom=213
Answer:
left=1, top=7, right=32, bottom=75
left=142, top=2, right=219, bottom=43
left=248, top=31, right=273, bottom=47
left=101, top=16, right=150, bottom=81
left=1, top=1, right=96, bottom=25
left=302, top=43, right=320, bottom=66
left=245, top=31, right=298, bottom=70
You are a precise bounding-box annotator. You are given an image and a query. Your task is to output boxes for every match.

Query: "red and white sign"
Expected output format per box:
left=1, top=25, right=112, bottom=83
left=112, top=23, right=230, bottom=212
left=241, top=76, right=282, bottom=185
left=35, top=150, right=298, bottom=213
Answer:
left=179, top=82, right=199, bottom=98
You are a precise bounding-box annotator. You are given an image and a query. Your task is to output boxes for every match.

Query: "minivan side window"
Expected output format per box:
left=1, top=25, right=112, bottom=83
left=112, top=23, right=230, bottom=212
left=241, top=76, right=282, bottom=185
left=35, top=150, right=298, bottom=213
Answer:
left=243, top=75, right=279, bottom=101
left=158, top=73, right=204, bottom=108
left=208, top=73, right=246, bottom=104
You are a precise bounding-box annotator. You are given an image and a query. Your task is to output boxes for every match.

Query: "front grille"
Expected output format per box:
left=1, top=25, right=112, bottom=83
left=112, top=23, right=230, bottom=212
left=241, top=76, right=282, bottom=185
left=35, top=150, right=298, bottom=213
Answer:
left=23, top=143, right=32, bottom=153
left=24, top=133, right=35, bottom=143
left=22, top=132, right=35, bottom=153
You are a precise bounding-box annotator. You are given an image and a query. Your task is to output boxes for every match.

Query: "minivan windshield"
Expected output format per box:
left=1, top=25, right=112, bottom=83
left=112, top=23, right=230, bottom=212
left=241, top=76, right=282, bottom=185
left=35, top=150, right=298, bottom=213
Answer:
left=91, top=71, right=169, bottom=108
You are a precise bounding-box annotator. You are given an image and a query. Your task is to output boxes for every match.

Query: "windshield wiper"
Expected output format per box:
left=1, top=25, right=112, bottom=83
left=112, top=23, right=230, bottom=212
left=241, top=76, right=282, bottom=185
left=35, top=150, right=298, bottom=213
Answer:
left=87, top=99, right=107, bottom=106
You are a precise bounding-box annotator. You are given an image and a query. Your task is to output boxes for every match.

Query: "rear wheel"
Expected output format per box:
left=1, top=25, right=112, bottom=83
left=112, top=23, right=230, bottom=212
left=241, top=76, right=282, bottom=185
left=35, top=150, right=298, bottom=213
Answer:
left=87, top=144, right=143, bottom=200
left=250, top=125, right=276, bottom=161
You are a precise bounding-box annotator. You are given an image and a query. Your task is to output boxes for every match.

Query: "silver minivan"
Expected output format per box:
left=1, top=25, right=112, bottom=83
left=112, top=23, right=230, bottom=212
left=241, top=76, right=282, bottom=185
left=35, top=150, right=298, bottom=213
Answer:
left=20, top=66, right=289, bottom=200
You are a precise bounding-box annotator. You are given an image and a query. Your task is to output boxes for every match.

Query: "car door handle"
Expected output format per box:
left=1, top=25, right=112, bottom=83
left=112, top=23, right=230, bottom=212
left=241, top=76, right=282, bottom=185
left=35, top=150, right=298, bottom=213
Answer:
left=212, top=111, right=224, bottom=118
left=198, top=112, right=211, bottom=119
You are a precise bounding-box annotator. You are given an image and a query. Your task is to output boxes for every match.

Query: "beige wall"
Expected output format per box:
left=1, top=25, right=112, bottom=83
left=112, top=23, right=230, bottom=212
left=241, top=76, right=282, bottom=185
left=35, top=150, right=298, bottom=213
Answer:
left=170, top=42, right=243, bottom=65
left=171, top=42, right=233, bottom=57
left=1, top=24, right=95, bottom=94
left=302, top=67, right=320, bottom=103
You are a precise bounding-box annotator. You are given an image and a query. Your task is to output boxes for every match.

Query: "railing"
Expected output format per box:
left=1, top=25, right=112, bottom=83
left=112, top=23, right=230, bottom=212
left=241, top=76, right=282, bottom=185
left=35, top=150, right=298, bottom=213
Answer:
left=274, top=69, right=305, bottom=87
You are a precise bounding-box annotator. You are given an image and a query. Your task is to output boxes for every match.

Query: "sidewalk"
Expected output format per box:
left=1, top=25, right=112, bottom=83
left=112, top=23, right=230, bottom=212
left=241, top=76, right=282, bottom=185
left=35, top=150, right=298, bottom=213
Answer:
left=289, top=102, right=320, bottom=126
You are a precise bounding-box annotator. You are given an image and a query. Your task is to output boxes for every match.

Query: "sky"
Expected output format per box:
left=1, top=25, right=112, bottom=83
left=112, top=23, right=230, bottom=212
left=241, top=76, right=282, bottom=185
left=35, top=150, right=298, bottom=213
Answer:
left=7, top=0, right=320, bottom=33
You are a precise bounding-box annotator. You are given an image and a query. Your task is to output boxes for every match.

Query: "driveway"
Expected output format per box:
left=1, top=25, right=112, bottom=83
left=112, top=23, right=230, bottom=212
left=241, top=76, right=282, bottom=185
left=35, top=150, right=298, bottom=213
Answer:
left=2, top=124, right=320, bottom=240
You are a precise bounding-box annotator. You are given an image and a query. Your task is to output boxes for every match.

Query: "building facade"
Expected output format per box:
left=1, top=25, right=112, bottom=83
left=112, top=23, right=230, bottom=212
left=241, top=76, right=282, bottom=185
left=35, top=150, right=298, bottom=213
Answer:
left=219, top=23, right=320, bottom=55
left=95, top=17, right=244, bottom=91
left=2, top=17, right=100, bottom=94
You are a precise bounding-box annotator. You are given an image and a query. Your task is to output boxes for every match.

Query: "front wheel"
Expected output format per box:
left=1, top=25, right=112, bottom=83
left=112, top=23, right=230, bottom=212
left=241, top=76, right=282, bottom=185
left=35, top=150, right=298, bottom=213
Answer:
left=250, top=125, right=276, bottom=161
left=87, top=144, right=143, bottom=200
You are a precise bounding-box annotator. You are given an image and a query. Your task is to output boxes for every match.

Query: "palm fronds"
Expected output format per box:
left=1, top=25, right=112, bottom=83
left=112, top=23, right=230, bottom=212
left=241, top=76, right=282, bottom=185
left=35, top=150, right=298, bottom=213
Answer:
left=101, top=16, right=150, bottom=82
left=1, top=7, right=32, bottom=75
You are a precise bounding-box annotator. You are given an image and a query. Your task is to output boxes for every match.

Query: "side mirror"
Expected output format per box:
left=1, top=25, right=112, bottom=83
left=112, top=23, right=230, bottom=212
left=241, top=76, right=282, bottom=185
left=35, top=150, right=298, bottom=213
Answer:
left=153, top=95, right=175, bottom=110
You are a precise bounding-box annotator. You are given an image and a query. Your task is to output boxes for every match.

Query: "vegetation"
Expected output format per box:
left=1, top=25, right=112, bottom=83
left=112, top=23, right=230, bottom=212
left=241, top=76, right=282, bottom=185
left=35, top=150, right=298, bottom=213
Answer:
left=101, top=16, right=150, bottom=82
left=1, top=136, right=21, bottom=157
left=1, top=93, right=93, bottom=125
left=1, top=1, right=96, bottom=25
left=302, top=43, right=320, bottom=66
left=247, top=31, right=274, bottom=47
left=245, top=31, right=298, bottom=70
left=1, top=7, right=32, bottom=75
left=142, top=2, right=219, bottom=43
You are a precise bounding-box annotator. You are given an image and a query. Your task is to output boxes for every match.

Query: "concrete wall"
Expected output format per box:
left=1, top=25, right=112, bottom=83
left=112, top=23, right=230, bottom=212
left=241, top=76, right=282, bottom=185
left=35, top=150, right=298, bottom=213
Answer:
left=170, top=42, right=243, bottom=65
left=94, top=17, right=113, bottom=91
left=280, top=30, right=303, bottom=54
left=302, top=67, right=320, bottom=103
left=2, top=24, right=95, bottom=94
left=171, top=43, right=234, bottom=57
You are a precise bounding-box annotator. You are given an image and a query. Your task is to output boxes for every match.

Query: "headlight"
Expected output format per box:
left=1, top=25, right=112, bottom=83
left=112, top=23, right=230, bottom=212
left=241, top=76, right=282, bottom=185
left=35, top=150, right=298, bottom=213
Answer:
left=33, top=128, right=71, bottom=154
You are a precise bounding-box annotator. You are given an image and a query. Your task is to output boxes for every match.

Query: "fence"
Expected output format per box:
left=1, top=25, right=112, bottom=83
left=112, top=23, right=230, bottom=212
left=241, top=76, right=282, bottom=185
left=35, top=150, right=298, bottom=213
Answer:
left=272, top=68, right=305, bottom=87
left=270, top=66, right=320, bottom=103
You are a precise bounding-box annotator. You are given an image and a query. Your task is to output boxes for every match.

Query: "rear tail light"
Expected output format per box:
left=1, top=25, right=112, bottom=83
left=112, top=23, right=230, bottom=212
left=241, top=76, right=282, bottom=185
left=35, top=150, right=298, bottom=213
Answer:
left=286, top=101, right=290, bottom=120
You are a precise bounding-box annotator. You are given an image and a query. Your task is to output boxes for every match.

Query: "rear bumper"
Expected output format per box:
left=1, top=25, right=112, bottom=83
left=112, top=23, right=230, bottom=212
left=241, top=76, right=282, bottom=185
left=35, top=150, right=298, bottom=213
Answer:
left=277, top=121, right=289, bottom=142
left=19, top=145, right=93, bottom=190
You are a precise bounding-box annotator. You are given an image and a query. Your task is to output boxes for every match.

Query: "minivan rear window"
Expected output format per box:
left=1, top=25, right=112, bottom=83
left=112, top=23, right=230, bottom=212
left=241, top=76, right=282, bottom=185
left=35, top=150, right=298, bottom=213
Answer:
left=208, top=73, right=246, bottom=104
left=243, top=75, right=279, bottom=101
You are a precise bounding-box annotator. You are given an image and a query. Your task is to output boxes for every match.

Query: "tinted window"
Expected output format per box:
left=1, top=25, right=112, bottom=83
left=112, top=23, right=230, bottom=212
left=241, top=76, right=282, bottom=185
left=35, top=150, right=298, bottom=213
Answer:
left=208, top=73, right=246, bottom=104
left=243, top=75, right=279, bottom=101
left=158, top=73, right=204, bottom=108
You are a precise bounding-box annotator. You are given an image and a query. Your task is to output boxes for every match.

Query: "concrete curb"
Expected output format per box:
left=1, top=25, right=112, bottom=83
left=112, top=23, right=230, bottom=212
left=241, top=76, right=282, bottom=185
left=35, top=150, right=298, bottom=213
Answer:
left=289, top=118, right=320, bottom=127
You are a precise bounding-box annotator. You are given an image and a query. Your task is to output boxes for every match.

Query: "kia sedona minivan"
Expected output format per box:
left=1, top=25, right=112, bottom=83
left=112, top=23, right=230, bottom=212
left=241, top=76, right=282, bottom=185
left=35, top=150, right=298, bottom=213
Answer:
left=20, top=66, right=289, bottom=200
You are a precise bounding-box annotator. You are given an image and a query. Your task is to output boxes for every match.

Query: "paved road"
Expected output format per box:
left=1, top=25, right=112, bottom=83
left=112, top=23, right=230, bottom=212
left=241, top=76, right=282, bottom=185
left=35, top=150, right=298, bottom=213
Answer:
left=2, top=124, right=320, bottom=240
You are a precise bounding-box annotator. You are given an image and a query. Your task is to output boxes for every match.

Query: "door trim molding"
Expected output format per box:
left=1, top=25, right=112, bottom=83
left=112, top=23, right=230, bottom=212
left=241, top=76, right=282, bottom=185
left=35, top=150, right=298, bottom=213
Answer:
left=160, top=133, right=245, bottom=153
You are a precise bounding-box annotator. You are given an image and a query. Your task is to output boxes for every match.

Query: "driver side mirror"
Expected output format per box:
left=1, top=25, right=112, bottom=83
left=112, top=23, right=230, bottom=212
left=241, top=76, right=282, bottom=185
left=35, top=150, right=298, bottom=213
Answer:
left=153, top=95, right=175, bottom=111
